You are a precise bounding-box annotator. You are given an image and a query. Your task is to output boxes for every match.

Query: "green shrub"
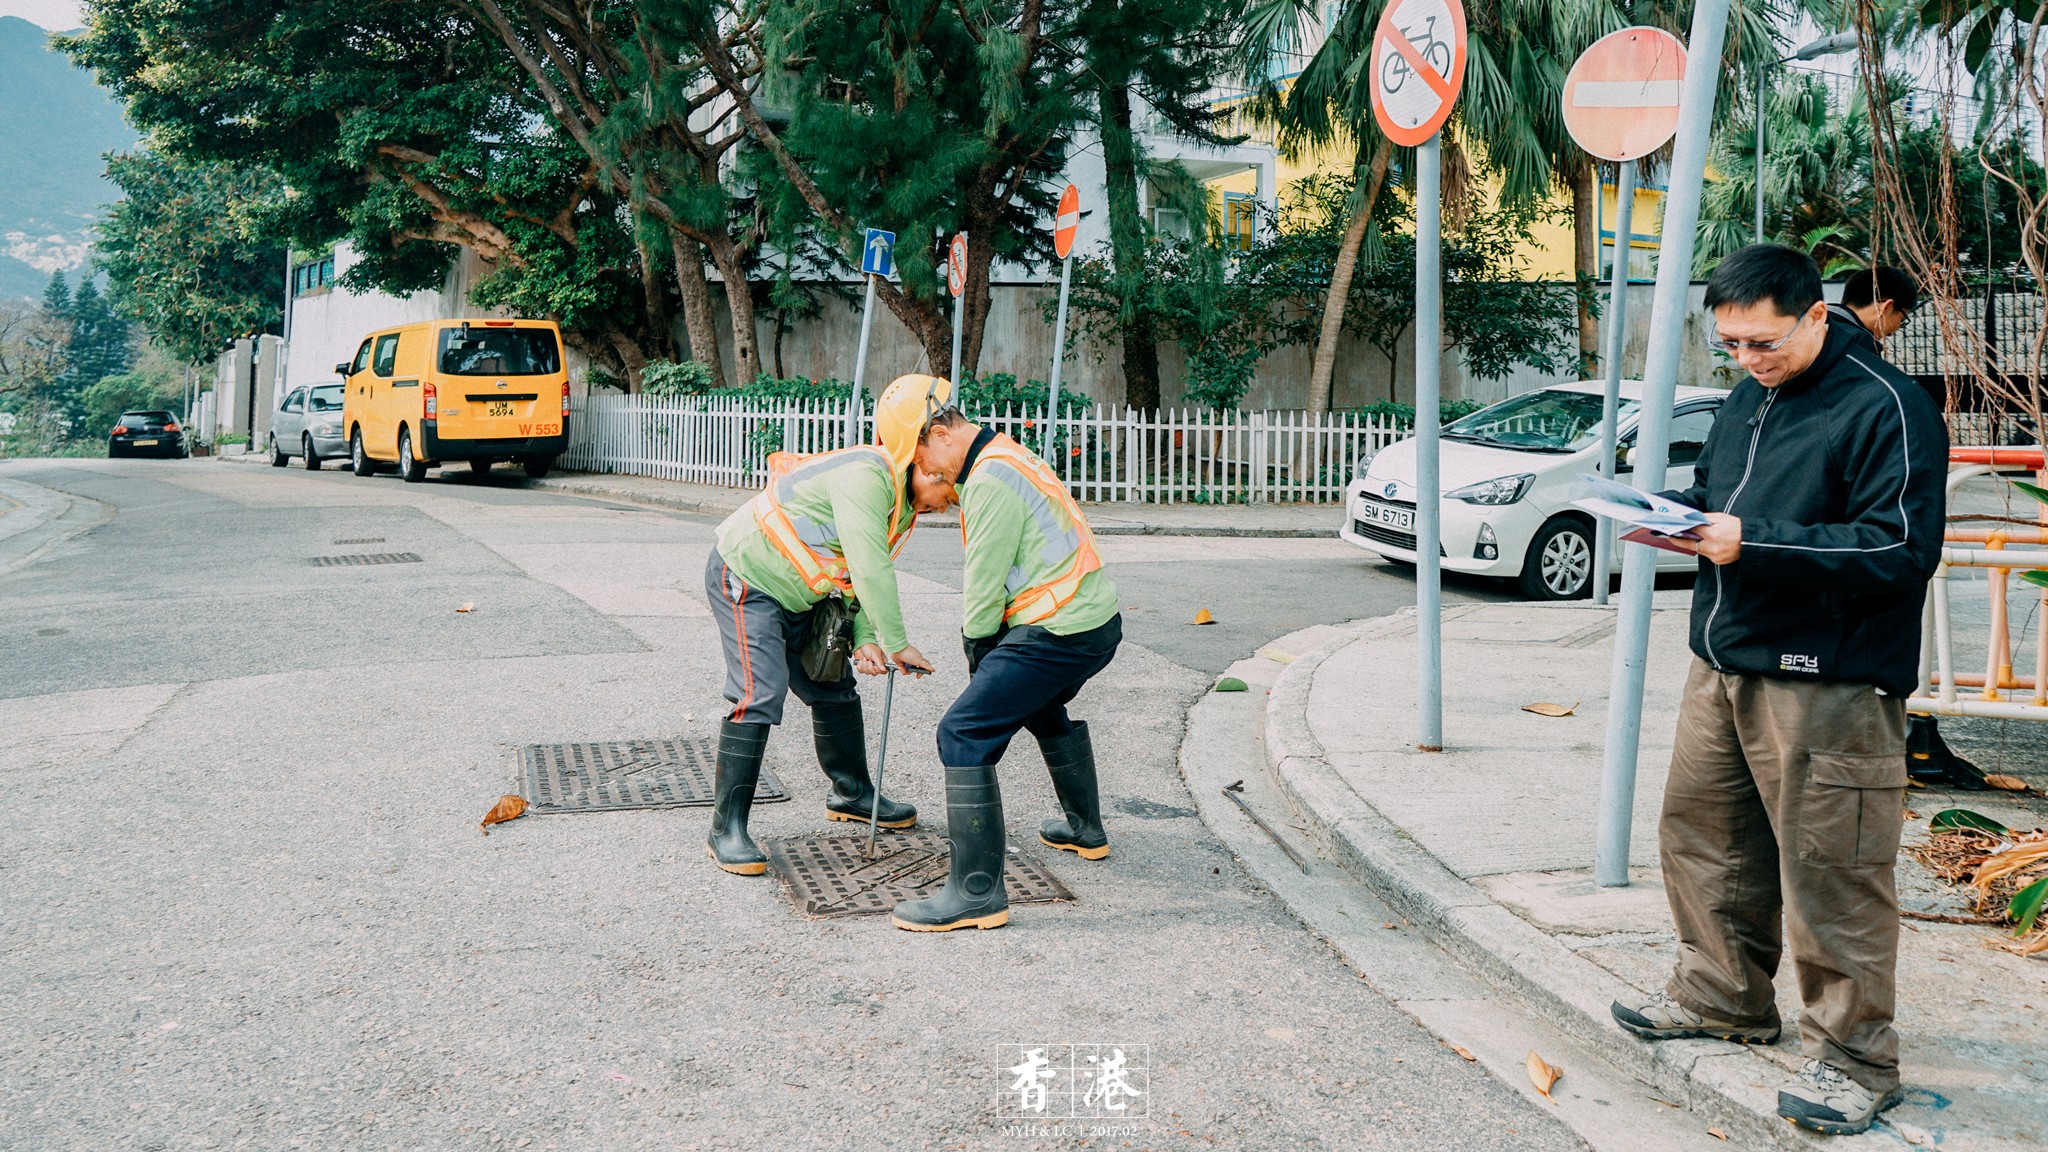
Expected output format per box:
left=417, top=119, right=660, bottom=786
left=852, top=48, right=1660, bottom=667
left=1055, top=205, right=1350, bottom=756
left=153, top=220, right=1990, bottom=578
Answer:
left=641, top=360, right=716, bottom=397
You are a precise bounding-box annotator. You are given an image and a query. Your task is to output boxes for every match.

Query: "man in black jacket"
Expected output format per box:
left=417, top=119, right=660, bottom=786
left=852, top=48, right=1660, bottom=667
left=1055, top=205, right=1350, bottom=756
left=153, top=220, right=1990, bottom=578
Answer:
left=1608, top=245, right=1948, bottom=1136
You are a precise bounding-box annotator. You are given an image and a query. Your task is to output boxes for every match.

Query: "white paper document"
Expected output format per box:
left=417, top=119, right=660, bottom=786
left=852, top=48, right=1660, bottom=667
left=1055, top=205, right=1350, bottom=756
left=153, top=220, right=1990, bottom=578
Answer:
left=1571, top=474, right=1708, bottom=536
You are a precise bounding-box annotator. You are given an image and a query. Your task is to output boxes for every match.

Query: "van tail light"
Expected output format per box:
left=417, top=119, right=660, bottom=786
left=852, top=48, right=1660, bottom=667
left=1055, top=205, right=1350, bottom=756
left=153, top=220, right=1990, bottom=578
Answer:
left=112, top=425, right=129, bottom=435
left=561, top=382, right=570, bottom=416
left=423, top=381, right=438, bottom=421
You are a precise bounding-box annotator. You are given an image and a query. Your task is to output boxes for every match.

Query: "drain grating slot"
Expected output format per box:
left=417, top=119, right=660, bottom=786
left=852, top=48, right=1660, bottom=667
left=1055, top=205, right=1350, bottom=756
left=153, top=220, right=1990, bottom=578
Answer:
left=766, top=833, right=1073, bottom=919
left=310, top=552, right=422, bottom=566
left=332, top=537, right=386, bottom=545
left=520, top=738, right=787, bottom=813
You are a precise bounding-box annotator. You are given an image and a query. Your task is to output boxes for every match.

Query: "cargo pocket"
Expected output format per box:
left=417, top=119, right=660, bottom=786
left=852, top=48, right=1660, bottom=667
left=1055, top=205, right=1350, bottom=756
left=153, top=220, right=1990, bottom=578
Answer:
left=1799, top=752, right=1907, bottom=867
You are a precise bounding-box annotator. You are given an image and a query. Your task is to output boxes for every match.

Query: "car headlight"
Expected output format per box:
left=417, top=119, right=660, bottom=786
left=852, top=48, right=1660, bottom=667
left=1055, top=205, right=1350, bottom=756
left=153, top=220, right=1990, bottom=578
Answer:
left=1445, top=473, right=1534, bottom=505
left=317, top=423, right=340, bottom=435
left=1355, top=456, right=1373, bottom=482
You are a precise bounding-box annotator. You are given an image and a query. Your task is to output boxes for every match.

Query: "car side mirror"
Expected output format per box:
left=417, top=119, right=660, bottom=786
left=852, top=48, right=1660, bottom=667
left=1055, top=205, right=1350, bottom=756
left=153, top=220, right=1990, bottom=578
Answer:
left=334, top=362, right=352, bottom=376
left=1614, top=445, right=1633, bottom=474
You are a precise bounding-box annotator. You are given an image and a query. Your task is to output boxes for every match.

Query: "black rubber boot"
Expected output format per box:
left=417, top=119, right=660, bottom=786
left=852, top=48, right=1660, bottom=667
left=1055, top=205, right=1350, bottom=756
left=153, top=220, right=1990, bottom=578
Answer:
left=706, top=720, right=770, bottom=875
left=812, top=700, right=917, bottom=828
left=1037, top=723, right=1109, bottom=860
left=891, top=764, right=1010, bottom=931
left=1906, top=714, right=1989, bottom=790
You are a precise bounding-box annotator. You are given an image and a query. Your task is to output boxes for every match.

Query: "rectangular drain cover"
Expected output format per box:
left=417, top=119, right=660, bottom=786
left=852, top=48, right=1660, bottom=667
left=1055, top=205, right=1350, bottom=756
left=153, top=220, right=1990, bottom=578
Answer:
left=310, top=552, right=421, bottom=566
left=520, top=737, right=787, bottom=813
left=332, top=537, right=386, bottom=545
left=766, top=833, right=1073, bottom=919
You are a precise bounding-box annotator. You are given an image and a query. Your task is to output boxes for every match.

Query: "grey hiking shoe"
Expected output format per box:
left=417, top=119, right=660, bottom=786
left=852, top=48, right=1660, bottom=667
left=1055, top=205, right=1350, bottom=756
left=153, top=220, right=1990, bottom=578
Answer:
left=1777, top=1059, right=1903, bottom=1135
left=1610, top=992, right=1781, bottom=1045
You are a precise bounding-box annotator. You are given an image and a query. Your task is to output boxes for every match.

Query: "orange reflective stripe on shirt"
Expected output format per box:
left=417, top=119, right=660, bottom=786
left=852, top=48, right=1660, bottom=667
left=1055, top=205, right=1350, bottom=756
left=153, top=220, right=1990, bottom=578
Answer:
left=965, top=434, right=1101, bottom=626
left=753, top=445, right=910, bottom=596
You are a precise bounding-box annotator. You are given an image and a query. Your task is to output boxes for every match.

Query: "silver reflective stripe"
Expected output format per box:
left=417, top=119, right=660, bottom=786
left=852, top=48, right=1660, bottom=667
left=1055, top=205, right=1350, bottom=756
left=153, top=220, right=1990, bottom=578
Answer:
left=1006, top=563, right=1031, bottom=599
left=774, top=448, right=890, bottom=553
left=980, top=457, right=1084, bottom=570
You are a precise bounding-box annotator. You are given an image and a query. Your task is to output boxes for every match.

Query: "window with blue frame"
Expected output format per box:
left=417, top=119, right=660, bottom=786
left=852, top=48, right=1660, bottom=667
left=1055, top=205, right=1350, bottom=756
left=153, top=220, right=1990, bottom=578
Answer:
left=292, top=255, right=336, bottom=296
left=1221, top=193, right=1258, bottom=253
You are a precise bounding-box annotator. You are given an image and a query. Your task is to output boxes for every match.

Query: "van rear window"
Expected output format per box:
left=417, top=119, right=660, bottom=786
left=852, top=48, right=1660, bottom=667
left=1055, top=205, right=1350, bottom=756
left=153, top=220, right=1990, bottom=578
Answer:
left=438, top=328, right=562, bottom=376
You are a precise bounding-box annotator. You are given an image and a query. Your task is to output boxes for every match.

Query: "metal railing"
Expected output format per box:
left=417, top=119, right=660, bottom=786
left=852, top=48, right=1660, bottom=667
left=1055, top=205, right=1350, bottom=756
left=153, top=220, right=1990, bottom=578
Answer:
left=559, top=395, right=1408, bottom=504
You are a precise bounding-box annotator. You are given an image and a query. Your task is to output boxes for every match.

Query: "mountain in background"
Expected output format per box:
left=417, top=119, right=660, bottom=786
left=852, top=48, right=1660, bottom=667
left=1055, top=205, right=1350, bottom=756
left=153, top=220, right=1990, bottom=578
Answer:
left=0, top=15, right=138, bottom=300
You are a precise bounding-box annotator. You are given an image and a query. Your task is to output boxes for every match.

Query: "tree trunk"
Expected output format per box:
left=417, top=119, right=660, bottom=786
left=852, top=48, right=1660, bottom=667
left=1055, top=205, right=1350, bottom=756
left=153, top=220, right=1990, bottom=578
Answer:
left=702, top=233, right=761, bottom=384
left=1100, top=81, right=1160, bottom=410
left=1571, top=163, right=1600, bottom=376
left=1309, top=138, right=1394, bottom=418
left=633, top=221, right=676, bottom=382
left=959, top=225, right=999, bottom=381
left=671, top=233, right=728, bottom=389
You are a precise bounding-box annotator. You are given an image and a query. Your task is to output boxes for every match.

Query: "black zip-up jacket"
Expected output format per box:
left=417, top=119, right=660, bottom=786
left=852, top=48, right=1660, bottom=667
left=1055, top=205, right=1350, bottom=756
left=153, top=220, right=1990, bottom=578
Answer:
left=1664, top=319, right=1948, bottom=696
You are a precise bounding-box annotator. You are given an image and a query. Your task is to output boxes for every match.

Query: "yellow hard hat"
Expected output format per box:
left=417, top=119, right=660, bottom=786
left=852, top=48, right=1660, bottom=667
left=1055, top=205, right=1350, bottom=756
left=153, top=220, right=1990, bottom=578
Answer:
left=874, top=373, right=954, bottom=473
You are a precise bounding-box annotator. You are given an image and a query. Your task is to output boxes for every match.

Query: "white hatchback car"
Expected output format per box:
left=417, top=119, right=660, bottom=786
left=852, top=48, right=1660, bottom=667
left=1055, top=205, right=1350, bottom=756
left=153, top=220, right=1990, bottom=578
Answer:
left=1340, top=381, right=1727, bottom=599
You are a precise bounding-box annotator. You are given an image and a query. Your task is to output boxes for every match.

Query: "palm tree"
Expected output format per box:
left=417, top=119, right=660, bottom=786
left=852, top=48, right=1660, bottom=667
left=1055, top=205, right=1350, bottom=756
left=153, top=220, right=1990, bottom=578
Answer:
left=1696, top=71, right=1874, bottom=275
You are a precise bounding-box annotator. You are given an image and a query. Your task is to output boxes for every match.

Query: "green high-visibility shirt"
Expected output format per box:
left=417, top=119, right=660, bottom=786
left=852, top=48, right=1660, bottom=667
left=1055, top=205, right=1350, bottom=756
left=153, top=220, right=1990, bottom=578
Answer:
left=960, top=447, right=1118, bottom=640
left=715, top=451, right=916, bottom=652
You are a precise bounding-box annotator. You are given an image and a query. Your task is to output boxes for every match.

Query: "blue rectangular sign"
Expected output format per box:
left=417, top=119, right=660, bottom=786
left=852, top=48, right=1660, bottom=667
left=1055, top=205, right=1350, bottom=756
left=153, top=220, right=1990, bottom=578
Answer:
left=860, top=228, right=895, bottom=277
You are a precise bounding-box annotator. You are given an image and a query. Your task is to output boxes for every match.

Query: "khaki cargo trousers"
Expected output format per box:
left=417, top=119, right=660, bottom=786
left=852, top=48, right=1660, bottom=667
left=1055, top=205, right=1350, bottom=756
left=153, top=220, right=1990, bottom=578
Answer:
left=1659, top=658, right=1906, bottom=1093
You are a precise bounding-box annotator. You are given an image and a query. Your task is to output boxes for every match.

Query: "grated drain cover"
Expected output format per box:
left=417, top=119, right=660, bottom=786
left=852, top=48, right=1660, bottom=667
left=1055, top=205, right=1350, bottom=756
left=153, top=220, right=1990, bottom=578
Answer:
left=520, top=737, right=787, bottom=813
left=310, top=552, right=421, bottom=566
left=766, top=833, right=1073, bottom=919
left=332, top=537, right=386, bottom=545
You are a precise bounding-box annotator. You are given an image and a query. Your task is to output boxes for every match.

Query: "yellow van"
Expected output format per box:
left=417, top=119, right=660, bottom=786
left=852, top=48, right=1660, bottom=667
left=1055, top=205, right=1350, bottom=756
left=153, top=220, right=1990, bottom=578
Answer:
left=335, top=319, right=570, bottom=482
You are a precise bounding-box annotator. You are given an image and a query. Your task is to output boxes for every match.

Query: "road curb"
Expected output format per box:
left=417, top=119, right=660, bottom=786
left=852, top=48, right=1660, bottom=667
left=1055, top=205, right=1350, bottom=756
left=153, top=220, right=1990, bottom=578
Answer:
left=1261, top=613, right=1828, bottom=1151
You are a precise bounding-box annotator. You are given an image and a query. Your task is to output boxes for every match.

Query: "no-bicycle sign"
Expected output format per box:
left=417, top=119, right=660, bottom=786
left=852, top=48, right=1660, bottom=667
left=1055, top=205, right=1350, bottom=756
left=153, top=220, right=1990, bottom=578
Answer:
left=1369, top=0, right=1467, bottom=147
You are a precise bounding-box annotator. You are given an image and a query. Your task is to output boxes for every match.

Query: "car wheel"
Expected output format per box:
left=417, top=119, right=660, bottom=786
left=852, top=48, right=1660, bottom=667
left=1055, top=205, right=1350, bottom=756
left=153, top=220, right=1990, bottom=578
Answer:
left=270, top=435, right=289, bottom=466
left=1519, top=517, right=1594, bottom=601
left=302, top=435, right=321, bottom=471
left=397, top=427, right=428, bottom=483
left=521, top=457, right=552, bottom=479
left=469, top=459, right=492, bottom=476
left=351, top=429, right=374, bottom=477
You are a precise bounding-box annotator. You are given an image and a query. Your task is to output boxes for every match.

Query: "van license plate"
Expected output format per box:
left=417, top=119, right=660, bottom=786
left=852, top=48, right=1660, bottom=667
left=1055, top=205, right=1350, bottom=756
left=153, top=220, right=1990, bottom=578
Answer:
left=488, top=401, right=514, bottom=417
left=1360, top=500, right=1413, bottom=532
left=133, top=439, right=158, bottom=446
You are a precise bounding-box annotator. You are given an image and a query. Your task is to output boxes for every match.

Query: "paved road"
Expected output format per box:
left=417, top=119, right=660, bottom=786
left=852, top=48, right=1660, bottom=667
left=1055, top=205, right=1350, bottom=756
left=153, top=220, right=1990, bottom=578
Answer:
left=1, top=458, right=1569, bottom=1152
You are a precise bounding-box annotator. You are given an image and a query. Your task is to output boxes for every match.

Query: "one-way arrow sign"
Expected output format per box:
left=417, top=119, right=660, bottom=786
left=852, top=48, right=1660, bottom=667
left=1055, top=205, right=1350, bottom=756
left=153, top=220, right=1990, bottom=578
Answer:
left=860, top=228, right=895, bottom=277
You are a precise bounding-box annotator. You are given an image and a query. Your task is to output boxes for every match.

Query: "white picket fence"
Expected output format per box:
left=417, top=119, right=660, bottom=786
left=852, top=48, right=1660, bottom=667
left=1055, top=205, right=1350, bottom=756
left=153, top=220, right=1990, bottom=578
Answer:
left=560, top=395, right=1409, bottom=503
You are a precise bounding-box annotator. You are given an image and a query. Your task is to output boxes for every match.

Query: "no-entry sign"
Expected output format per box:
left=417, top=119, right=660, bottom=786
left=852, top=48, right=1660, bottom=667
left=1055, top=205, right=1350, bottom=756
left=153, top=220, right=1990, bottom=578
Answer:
left=1053, top=185, right=1080, bottom=260
left=1370, top=0, right=1467, bottom=147
left=1562, top=26, right=1688, bottom=163
left=947, top=232, right=968, bottom=298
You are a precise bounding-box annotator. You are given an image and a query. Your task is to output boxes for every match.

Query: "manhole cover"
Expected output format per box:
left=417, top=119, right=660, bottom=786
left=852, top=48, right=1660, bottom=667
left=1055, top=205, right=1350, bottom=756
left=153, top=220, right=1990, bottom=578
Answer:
left=766, top=833, right=1073, bottom=919
left=310, top=552, right=421, bottom=566
left=520, top=738, right=788, bottom=813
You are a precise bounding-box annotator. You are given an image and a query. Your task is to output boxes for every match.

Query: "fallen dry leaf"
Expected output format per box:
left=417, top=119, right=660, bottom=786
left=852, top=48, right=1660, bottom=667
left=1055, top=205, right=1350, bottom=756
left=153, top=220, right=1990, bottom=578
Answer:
left=1985, top=773, right=2030, bottom=791
left=1521, top=702, right=1578, bottom=717
left=456, top=602, right=476, bottom=613
left=1449, top=1044, right=1476, bottom=1061
left=1191, top=608, right=1216, bottom=625
left=480, top=794, right=528, bottom=835
left=1706, top=1127, right=1727, bottom=1141
left=1893, top=1121, right=1934, bottom=1146
left=1526, top=1051, right=1561, bottom=1099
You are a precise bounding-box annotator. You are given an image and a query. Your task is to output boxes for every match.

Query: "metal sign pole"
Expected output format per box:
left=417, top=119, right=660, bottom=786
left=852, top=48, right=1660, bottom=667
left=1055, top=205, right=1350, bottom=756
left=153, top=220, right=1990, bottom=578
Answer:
left=1415, top=129, right=1444, bottom=752
left=849, top=272, right=877, bottom=446
left=1045, top=255, right=1073, bottom=456
left=1594, top=0, right=1733, bottom=887
left=1591, top=158, right=1637, bottom=607
left=949, top=289, right=964, bottom=387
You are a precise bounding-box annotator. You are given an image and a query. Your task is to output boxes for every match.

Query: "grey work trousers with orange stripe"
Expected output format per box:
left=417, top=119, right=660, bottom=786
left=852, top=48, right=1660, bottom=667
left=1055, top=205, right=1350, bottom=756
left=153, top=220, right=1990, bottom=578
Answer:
left=1659, top=657, right=1908, bottom=1093
left=704, top=549, right=857, bottom=726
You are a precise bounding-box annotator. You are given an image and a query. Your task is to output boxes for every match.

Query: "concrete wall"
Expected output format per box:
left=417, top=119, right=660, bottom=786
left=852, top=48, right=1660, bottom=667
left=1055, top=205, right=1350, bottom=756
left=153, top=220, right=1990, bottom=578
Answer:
left=279, top=247, right=495, bottom=396
left=728, top=279, right=1741, bottom=409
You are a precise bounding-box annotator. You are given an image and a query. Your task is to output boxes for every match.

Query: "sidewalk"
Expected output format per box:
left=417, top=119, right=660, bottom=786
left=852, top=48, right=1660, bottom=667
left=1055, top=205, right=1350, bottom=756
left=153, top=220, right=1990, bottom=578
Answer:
left=1260, top=601, right=2048, bottom=1150
left=530, top=470, right=1342, bottom=536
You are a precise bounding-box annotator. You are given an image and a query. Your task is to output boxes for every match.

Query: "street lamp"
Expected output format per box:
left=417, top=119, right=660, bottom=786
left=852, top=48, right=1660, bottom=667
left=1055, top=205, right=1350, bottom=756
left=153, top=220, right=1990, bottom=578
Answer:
left=1755, top=30, right=1861, bottom=242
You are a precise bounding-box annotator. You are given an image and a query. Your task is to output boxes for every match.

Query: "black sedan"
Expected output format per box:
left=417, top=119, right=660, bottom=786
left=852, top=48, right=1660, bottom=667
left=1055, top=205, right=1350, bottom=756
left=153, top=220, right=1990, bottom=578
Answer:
left=108, top=410, right=189, bottom=459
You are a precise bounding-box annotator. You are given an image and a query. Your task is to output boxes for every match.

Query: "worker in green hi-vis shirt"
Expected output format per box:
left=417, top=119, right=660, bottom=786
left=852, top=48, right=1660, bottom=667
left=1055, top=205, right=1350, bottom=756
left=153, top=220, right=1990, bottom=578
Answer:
left=871, top=374, right=1123, bottom=932
left=701, top=395, right=957, bottom=878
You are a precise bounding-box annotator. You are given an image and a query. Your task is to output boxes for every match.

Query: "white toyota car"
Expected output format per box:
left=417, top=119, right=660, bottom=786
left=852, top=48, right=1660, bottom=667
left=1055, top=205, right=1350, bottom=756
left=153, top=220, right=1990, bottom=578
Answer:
left=1340, top=381, right=1727, bottom=599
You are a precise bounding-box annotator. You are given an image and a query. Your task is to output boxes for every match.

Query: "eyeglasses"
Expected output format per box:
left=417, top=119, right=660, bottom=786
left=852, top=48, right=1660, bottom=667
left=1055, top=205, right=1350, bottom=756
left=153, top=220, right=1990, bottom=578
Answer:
left=1706, top=313, right=1806, bottom=354
left=919, top=376, right=951, bottom=436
